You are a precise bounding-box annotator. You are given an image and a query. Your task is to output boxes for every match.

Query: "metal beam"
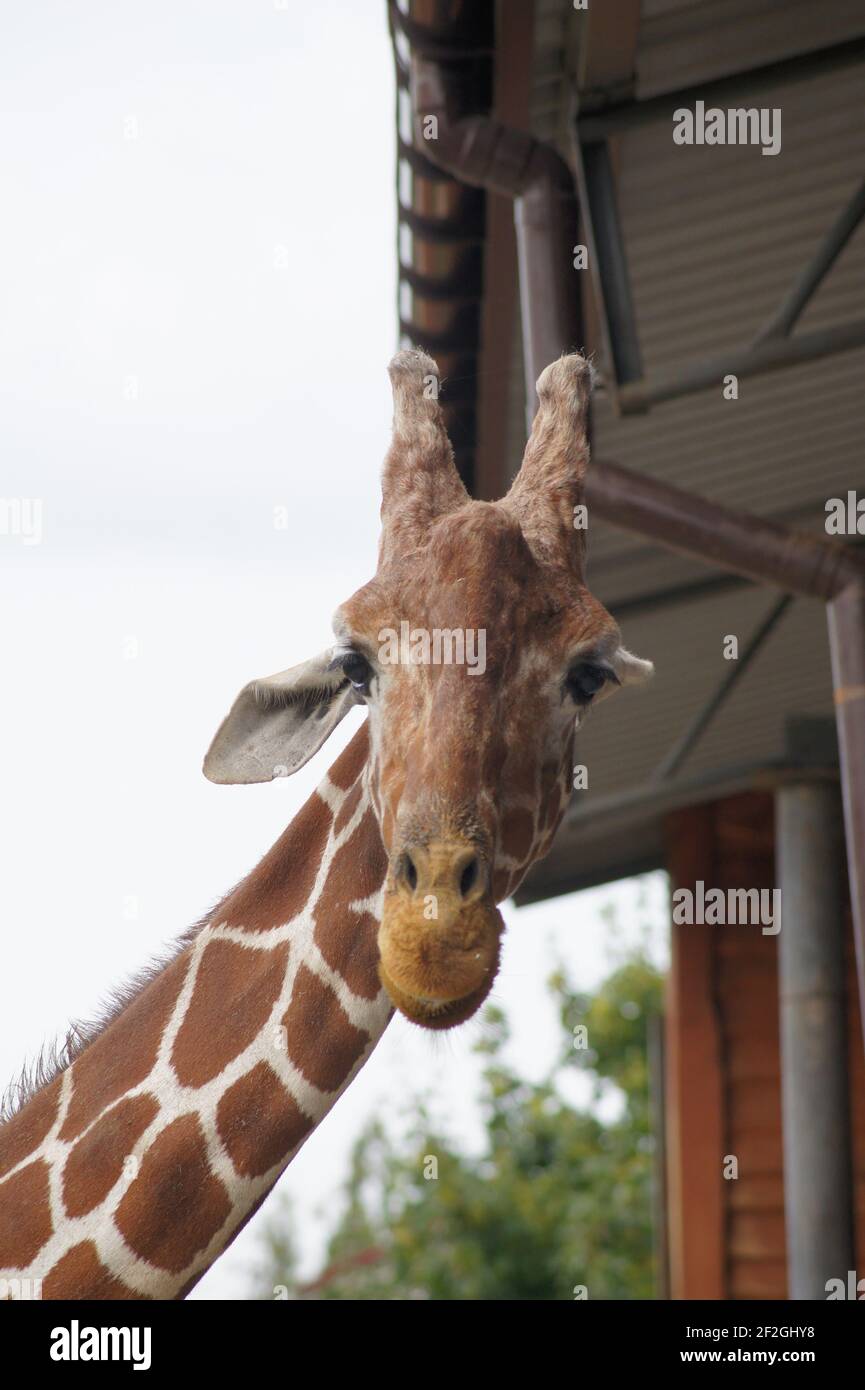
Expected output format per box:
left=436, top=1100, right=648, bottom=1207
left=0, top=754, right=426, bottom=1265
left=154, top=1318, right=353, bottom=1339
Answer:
left=651, top=594, right=793, bottom=782
left=754, top=176, right=865, bottom=343
left=576, top=37, right=865, bottom=141
left=575, top=0, right=641, bottom=112
left=575, top=80, right=865, bottom=407
left=573, top=138, right=643, bottom=390
left=618, top=316, right=865, bottom=413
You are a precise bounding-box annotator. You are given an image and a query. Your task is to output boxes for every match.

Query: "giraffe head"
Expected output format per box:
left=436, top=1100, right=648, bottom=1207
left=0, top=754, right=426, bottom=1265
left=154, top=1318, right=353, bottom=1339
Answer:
left=204, top=351, right=652, bottom=1030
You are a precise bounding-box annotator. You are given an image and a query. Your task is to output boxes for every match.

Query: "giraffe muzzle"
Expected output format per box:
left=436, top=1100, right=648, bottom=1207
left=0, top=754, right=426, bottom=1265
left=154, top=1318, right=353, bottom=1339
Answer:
left=378, top=838, right=503, bottom=1029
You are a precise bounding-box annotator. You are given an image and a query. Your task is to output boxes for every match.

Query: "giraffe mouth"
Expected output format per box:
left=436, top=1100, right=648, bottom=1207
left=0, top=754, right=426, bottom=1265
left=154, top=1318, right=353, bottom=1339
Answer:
left=378, top=960, right=497, bottom=1031
left=377, top=877, right=503, bottom=1030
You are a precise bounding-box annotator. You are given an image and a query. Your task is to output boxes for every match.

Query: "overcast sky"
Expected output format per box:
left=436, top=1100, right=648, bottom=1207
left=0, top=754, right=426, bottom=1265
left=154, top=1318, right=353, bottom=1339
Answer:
left=0, top=1, right=668, bottom=1298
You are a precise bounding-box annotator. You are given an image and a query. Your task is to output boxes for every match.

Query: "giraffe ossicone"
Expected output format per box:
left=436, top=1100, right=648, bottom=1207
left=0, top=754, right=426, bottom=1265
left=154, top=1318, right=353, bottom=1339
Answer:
left=0, top=350, right=652, bottom=1299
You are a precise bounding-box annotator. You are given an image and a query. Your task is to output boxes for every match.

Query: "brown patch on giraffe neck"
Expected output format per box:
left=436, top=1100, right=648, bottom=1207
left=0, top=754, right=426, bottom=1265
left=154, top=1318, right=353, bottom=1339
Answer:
left=0, top=1159, right=52, bottom=1268
left=59, top=953, right=189, bottom=1143
left=175, top=1184, right=276, bottom=1299
left=314, top=805, right=387, bottom=1002
left=214, top=729, right=371, bottom=937
left=282, top=965, right=369, bottom=1093
left=220, top=793, right=332, bottom=932
left=217, top=1061, right=314, bottom=1178
left=0, top=1076, right=61, bottom=1180
left=62, top=1094, right=160, bottom=1218
left=171, top=939, right=290, bottom=1089
left=316, top=907, right=381, bottom=1003
left=328, top=724, right=370, bottom=790
left=115, top=1114, right=231, bottom=1274
left=42, top=1241, right=145, bottom=1300
left=333, top=778, right=363, bottom=836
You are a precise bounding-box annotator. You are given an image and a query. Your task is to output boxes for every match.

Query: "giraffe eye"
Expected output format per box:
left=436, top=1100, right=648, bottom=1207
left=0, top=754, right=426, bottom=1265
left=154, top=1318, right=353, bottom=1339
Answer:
left=566, top=661, right=616, bottom=704
left=340, top=652, right=373, bottom=693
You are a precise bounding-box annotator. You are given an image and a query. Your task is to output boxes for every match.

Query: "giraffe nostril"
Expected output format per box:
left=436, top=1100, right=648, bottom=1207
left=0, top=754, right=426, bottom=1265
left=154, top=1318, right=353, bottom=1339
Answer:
left=398, top=852, right=418, bottom=893
left=459, top=856, right=480, bottom=898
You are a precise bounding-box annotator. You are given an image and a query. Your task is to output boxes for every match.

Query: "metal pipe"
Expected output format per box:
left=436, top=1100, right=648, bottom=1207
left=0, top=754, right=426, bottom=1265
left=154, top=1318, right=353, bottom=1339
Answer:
left=776, top=783, right=854, bottom=1299
left=585, top=459, right=863, bottom=599
left=828, top=583, right=865, bottom=1052
left=514, top=168, right=581, bottom=431
left=409, top=53, right=580, bottom=429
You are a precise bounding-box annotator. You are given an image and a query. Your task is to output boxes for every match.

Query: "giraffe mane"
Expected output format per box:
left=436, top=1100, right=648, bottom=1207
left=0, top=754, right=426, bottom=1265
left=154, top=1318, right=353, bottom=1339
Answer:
left=0, top=893, right=237, bottom=1125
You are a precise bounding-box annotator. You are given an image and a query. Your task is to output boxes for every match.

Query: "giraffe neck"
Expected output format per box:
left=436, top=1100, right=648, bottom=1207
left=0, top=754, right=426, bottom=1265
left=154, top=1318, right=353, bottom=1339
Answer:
left=0, top=725, right=391, bottom=1299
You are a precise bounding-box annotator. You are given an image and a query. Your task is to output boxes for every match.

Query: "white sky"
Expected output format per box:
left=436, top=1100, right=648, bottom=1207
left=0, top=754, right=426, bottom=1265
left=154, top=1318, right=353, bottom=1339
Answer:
left=0, top=1, right=669, bottom=1298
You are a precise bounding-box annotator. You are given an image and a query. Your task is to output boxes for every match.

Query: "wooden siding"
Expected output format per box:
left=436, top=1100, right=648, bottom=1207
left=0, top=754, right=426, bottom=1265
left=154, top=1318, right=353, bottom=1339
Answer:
left=664, top=790, right=865, bottom=1299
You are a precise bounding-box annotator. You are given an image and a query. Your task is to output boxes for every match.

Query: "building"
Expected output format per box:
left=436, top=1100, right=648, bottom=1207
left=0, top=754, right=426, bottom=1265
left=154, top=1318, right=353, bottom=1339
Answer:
left=389, top=0, right=865, bottom=1299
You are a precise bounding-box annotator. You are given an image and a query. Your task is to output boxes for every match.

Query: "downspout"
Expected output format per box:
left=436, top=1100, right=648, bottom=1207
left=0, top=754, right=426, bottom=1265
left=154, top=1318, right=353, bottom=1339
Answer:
left=407, top=46, right=865, bottom=1062
left=776, top=783, right=854, bottom=1299
left=409, top=56, right=579, bottom=433
left=829, top=580, right=865, bottom=1022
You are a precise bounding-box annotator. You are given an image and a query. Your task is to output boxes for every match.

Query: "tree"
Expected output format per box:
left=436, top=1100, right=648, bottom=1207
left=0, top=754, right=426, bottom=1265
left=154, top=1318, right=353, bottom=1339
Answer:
left=250, top=950, right=664, bottom=1300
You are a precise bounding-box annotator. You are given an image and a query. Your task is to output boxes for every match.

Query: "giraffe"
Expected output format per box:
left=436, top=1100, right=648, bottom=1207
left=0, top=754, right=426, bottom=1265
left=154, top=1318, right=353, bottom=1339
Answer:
left=0, top=350, right=652, bottom=1298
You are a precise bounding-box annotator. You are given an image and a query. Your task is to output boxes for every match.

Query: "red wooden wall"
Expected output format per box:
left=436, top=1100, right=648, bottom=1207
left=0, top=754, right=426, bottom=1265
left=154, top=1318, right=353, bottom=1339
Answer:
left=664, top=791, right=865, bottom=1299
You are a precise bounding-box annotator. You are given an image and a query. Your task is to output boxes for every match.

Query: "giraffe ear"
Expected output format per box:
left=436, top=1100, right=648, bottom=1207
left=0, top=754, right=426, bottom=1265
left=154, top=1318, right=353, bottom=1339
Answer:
left=587, top=646, right=653, bottom=714
left=203, top=650, right=356, bottom=785
left=611, top=646, right=654, bottom=686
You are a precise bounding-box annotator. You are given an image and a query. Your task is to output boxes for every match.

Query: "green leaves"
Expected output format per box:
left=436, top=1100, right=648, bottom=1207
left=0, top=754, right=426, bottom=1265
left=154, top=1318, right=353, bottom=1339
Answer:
left=253, top=949, right=664, bottom=1300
